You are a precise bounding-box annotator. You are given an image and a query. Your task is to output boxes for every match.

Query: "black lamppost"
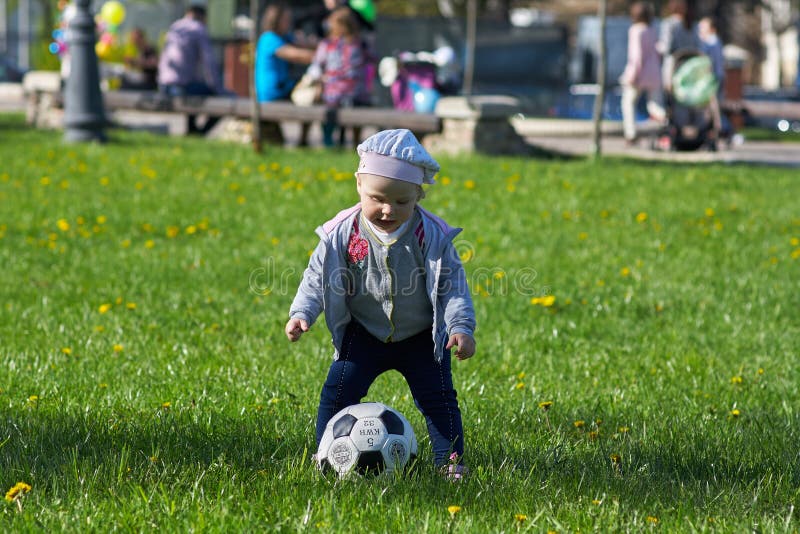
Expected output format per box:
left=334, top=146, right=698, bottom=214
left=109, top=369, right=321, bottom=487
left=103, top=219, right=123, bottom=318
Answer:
left=64, top=0, right=106, bottom=142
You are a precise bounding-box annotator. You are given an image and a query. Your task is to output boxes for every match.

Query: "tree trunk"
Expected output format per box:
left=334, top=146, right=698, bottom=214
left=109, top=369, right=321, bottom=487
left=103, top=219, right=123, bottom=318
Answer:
left=463, top=0, right=477, bottom=95
left=591, top=0, right=607, bottom=159
left=250, top=0, right=262, bottom=153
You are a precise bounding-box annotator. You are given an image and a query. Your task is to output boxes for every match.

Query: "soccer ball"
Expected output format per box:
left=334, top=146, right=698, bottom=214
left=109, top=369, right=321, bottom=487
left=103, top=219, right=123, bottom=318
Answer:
left=316, top=402, right=417, bottom=477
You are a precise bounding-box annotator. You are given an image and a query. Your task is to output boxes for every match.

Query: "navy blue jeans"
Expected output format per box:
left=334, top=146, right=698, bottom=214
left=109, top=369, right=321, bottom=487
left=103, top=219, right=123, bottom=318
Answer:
left=315, top=321, right=464, bottom=466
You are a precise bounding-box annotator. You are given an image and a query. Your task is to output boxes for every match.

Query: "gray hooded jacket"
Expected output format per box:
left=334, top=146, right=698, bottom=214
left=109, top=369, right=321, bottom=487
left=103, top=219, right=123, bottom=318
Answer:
left=289, top=204, right=476, bottom=361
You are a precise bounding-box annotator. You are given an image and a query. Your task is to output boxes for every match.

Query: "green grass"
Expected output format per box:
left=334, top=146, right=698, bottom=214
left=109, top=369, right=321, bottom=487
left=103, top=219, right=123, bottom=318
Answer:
left=1, top=113, right=799, bottom=532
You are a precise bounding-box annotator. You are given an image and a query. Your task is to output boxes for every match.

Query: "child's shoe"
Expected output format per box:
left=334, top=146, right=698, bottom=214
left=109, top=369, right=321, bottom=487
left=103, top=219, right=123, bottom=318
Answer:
left=443, top=463, right=469, bottom=482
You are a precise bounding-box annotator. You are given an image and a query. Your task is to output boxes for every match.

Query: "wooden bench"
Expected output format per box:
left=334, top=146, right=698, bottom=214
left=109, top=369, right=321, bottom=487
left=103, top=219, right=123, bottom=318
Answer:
left=21, top=69, right=441, bottom=144
left=100, top=90, right=441, bottom=143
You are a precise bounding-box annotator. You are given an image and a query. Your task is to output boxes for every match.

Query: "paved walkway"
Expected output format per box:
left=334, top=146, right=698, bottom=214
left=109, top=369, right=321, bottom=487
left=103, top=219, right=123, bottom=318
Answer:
left=514, top=117, right=800, bottom=167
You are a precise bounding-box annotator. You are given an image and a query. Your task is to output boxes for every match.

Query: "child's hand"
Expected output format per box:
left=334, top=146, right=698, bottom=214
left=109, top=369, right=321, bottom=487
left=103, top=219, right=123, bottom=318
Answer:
left=446, top=333, right=476, bottom=361
left=285, top=318, right=309, bottom=342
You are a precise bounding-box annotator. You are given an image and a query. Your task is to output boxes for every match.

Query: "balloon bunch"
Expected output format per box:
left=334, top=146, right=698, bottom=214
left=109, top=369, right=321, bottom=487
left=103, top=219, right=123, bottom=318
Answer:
left=48, top=1, right=127, bottom=63
left=48, top=1, right=76, bottom=58
left=95, top=1, right=127, bottom=63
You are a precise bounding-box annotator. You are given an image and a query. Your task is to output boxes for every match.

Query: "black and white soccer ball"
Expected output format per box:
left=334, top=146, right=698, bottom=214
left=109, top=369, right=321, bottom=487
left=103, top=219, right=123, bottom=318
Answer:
left=316, top=402, right=417, bottom=477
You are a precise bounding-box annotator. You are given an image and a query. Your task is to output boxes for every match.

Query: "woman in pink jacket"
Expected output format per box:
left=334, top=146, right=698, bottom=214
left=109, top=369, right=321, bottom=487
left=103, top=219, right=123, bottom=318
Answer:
left=619, top=2, right=665, bottom=145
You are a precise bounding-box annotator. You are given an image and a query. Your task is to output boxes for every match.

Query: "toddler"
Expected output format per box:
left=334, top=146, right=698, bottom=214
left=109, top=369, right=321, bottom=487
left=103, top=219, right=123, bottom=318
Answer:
left=285, top=129, right=476, bottom=476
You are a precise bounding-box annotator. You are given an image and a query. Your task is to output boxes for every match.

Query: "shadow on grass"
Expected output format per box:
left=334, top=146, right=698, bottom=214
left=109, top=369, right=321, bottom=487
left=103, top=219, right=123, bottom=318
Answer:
left=0, top=406, right=301, bottom=485
left=473, top=419, right=800, bottom=509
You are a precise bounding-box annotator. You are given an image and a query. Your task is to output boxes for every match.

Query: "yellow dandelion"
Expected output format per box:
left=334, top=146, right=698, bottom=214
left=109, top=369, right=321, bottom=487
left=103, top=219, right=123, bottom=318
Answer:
left=517, top=371, right=525, bottom=379
left=121, top=239, right=131, bottom=248
left=61, top=347, right=72, bottom=355
left=791, top=248, right=800, bottom=260
left=144, top=239, right=155, bottom=249
left=441, top=176, right=451, bottom=185
left=112, top=344, right=124, bottom=352
left=5, top=482, right=31, bottom=502
left=98, top=303, right=111, bottom=314
left=40, top=176, right=51, bottom=185
left=636, top=212, right=648, bottom=223
left=185, top=225, right=197, bottom=235
left=493, top=271, right=505, bottom=280
left=530, top=295, right=556, bottom=307
left=515, top=382, right=525, bottom=390
left=514, top=513, right=527, bottom=523
left=96, top=215, right=107, bottom=225
left=464, top=180, right=476, bottom=190
left=578, top=232, right=588, bottom=240
left=99, top=176, right=110, bottom=186
left=56, top=219, right=70, bottom=232
left=730, top=376, right=743, bottom=384
left=538, top=401, right=553, bottom=411
left=757, top=368, right=764, bottom=375
left=618, top=426, right=630, bottom=433
left=610, top=453, right=621, bottom=464
left=592, top=499, right=602, bottom=506
left=588, top=431, right=599, bottom=440
left=98, top=383, right=108, bottom=389
left=94, top=325, right=105, bottom=332
left=126, top=302, right=136, bottom=310
left=646, top=516, right=659, bottom=524
left=161, top=401, right=171, bottom=409
left=166, top=226, right=180, bottom=238
left=705, top=207, right=715, bottom=217
left=791, top=237, right=799, bottom=247
left=27, top=395, right=39, bottom=403
left=447, top=505, right=461, bottom=517
left=620, top=267, right=631, bottom=277
left=115, top=296, right=123, bottom=305
left=730, top=409, right=741, bottom=418
left=574, top=420, right=585, bottom=428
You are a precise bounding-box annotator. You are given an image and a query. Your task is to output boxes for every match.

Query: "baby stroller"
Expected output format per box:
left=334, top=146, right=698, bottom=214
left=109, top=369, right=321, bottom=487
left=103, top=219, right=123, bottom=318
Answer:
left=653, top=49, right=720, bottom=151
left=378, top=47, right=461, bottom=113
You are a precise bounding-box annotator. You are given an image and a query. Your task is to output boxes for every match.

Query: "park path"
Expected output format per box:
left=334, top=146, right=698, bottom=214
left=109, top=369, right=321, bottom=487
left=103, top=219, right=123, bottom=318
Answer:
left=514, top=117, right=800, bottom=167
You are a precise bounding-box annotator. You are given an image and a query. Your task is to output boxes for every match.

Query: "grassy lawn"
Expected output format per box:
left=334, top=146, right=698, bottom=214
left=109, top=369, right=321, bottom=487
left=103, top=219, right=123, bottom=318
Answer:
left=1, top=114, right=799, bottom=531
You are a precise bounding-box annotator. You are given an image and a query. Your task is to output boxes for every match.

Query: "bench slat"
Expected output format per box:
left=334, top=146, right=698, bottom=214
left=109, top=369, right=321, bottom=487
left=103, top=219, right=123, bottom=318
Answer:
left=101, top=91, right=440, bottom=131
left=338, top=107, right=440, bottom=132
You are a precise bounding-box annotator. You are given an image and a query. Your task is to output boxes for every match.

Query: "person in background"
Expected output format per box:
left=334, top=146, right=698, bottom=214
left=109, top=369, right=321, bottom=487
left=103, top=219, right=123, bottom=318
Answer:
left=698, top=16, right=726, bottom=139
left=295, top=0, right=377, bottom=107
left=619, top=2, right=665, bottom=146
left=294, top=0, right=375, bottom=45
left=157, top=5, right=223, bottom=135
left=121, top=27, right=158, bottom=90
left=697, top=17, right=725, bottom=93
left=657, top=0, right=699, bottom=91
left=308, top=7, right=369, bottom=146
left=255, top=2, right=315, bottom=103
